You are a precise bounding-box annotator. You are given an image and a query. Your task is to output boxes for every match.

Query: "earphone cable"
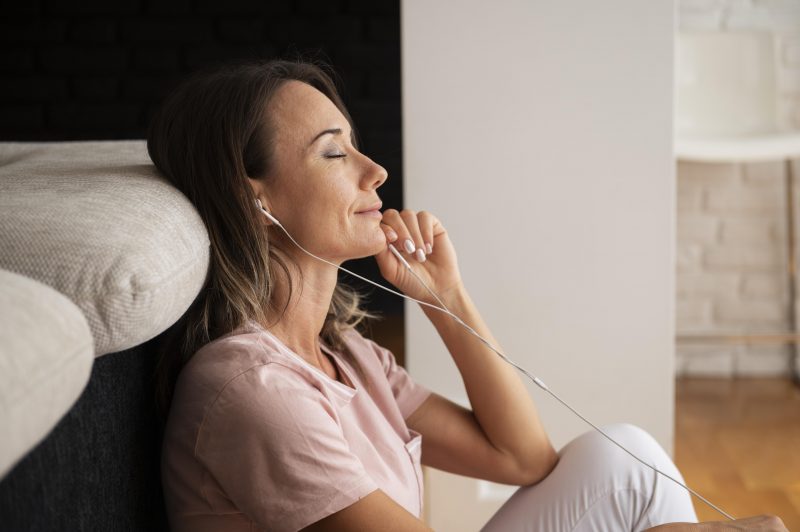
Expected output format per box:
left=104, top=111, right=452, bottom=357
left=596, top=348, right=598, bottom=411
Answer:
left=393, top=247, right=735, bottom=521
left=267, top=213, right=735, bottom=521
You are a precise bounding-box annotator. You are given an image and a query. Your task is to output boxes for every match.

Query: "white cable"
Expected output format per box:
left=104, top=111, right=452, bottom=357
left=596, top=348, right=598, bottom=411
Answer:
left=268, top=215, right=736, bottom=522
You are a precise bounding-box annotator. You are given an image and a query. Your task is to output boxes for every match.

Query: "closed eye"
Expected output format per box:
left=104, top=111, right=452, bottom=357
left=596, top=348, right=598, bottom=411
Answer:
left=325, top=153, right=347, bottom=159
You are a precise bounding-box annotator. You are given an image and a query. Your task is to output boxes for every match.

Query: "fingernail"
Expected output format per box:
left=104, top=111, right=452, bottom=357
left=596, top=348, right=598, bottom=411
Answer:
left=426, top=242, right=432, bottom=254
left=387, top=230, right=398, bottom=242
left=416, top=248, right=426, bottom=262
left=404, top=239, right=416, bottom=254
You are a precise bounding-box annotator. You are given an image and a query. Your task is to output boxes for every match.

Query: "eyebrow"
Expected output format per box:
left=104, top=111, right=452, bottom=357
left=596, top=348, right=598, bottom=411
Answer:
left=308, top=128, right=343, bottom=147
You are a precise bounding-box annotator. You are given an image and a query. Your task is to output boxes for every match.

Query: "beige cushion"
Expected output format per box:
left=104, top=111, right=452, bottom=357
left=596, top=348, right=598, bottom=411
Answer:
left=0, top=140, right=210, bottom=356
left=0, top=268, right=94, bottom=479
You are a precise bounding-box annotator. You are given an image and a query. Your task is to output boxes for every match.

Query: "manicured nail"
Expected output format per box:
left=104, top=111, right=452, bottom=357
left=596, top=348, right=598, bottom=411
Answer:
left=426, top=242, right=432, bottom=254
left=404, top=239, right=415, bottom=254
left=416, top=248, right=426, bottom=262
left=387, top=230, right=398, bottom=242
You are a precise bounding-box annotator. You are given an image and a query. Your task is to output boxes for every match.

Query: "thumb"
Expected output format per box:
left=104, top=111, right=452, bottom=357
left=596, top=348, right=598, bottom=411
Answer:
left=374, top=243, right=399, bottom=274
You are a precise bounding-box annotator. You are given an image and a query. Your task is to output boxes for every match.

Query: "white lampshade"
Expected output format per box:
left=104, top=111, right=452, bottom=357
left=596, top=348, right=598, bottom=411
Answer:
left=676, top=31, right=777, bottom=137
left=675, top=31, right=800, bottom=162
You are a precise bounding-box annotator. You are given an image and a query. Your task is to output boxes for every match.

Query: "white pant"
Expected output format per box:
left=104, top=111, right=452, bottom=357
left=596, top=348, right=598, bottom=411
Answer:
left=481, top=423, right=699, bottom=532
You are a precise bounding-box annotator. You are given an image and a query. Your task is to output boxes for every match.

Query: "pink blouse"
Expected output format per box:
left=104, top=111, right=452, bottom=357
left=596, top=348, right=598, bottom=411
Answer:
left=161, top=319, right=433, bottom=532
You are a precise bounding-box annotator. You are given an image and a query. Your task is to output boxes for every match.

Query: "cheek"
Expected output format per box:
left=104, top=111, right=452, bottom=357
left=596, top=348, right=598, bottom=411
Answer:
left=297, top=170, right=359, bottom=234
left=304, top=186, right=353, bottom=238
left=327, top=184, right=355, bottom=218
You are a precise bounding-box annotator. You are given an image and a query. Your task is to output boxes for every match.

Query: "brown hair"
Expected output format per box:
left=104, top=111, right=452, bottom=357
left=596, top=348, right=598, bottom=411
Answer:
left=146, top=58, right=379, bottom=419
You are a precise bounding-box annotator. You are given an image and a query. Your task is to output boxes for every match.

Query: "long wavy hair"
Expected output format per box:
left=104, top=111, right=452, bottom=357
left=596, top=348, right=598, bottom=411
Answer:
left=146, top=58, right=379, bottom=419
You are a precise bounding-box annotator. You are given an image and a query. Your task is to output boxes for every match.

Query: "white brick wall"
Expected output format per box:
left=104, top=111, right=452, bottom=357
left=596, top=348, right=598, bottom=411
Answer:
left=676, top=0, right=800, bottom=377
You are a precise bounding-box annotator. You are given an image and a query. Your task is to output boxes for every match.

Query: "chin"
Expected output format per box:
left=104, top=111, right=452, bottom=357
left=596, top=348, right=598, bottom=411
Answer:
left=356, top=234, right=389, bottom=260
left=358, top=240, right=387, bottom=259
left=336, top=235, right=384, bottom=263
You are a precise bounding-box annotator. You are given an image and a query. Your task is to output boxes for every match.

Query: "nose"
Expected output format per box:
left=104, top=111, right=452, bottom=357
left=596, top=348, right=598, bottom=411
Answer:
left=362, top=155, right=388, bottom=190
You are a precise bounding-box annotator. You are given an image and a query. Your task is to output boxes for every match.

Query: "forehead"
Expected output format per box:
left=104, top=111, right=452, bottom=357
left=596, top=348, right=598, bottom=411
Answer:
left=267, top=80, right=347, bottom=143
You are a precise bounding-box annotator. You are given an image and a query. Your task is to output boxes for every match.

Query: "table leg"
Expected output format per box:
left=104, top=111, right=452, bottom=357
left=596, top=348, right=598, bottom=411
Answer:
left=786, top=158, right=800, bottom=386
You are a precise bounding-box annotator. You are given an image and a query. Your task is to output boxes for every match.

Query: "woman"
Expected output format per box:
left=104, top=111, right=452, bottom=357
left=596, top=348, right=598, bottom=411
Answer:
left=147, top=59, right=786, bottom=532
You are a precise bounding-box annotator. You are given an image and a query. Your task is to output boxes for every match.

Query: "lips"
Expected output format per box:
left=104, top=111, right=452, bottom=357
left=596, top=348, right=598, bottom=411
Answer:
left=355, top=201, right=382, bottom=214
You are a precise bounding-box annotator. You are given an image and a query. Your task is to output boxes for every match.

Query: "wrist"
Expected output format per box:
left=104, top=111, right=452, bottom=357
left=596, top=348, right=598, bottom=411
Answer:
left=424, top=281, right=466, bottom=304
left=421, top=283, right=469, bottom=320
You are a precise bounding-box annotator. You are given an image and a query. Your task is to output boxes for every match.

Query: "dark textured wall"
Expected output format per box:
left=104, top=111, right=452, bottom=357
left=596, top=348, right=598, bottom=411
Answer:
left=0, top=0, right=404, bottom=314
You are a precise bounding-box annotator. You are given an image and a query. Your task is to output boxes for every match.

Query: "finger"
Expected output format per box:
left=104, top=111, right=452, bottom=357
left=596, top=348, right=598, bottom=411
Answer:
left=399, top=209, right=427, bottom=262
left=417, top=211, right=435, bottom=254
left=381, top=209, right=414, bottom=253
left=380, top=222, right=399, bottom=243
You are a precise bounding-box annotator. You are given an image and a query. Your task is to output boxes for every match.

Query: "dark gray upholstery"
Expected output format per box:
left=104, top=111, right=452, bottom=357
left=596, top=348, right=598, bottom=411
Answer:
left=0, top=330, right=170, bottom=532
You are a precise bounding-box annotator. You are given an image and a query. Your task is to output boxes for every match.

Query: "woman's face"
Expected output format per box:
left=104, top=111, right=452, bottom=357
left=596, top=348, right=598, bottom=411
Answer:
left=257, top=80, right=388, bottom=263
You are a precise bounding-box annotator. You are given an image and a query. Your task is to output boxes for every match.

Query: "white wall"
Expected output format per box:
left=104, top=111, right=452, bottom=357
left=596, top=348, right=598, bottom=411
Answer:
left=401, top=1, right=676, bottom=529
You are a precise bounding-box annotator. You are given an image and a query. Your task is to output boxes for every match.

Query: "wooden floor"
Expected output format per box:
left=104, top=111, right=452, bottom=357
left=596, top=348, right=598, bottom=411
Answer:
left=675, top=378, right=800, bottom=530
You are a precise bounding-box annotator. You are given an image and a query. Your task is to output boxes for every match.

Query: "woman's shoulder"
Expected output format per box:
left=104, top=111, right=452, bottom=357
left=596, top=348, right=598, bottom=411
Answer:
left=171, top=323, right=395, bottom=408
left=175, top=323, right=308, bottom=401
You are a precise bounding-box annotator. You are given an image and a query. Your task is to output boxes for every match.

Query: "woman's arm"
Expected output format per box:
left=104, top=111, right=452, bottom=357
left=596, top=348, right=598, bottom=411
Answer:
left=374, top=209, right=555, bottom=481
left=420, top=283, right=558, bottom=483
left=302, top=489, right=434, bottom=531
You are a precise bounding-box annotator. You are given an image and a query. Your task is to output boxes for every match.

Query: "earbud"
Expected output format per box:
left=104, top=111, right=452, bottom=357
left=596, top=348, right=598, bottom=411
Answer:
left=388, top=244, right=413, bottom=271
left=255, top=198, right=282, bottom=227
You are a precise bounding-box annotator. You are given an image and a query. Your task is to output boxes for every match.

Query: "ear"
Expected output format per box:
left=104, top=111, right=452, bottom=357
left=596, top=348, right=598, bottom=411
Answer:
left=247, top=176, right=276, bottom=226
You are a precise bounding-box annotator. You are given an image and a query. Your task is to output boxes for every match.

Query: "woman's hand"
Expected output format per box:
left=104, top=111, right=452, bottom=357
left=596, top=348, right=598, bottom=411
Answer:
left=373, top=208, right=463, bottom=305
left=644, top=514, right=788, bottom=531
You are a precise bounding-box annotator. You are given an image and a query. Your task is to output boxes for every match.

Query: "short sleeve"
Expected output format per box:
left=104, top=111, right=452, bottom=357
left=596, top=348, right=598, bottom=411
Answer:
left=194, top=363, right=378, bottom=532
left=363, top=336, right=433, bottom=421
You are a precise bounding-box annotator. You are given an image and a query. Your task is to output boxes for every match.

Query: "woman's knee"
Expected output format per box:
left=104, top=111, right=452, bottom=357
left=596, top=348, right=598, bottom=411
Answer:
left=600, top=423, right=663, bottom=454
left=482, top=424, right=693, bottom=532
left=570, top=423, right=663, bottom=457
left=594, top=424, right=698, bottom=526
left=558, top=422, right=670, bottom=486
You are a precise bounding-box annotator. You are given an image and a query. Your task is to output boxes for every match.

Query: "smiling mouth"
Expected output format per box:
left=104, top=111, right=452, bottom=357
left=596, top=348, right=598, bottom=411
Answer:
left=355, top=201, right=383, bottom=214
left=356, top=209, right=382, bottom=217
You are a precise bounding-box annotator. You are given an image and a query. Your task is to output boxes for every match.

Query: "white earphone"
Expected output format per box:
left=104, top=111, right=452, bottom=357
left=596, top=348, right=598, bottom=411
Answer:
left=252, top=197, right=735, bottom=521
left=255, top=198, right=282, bottom=227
